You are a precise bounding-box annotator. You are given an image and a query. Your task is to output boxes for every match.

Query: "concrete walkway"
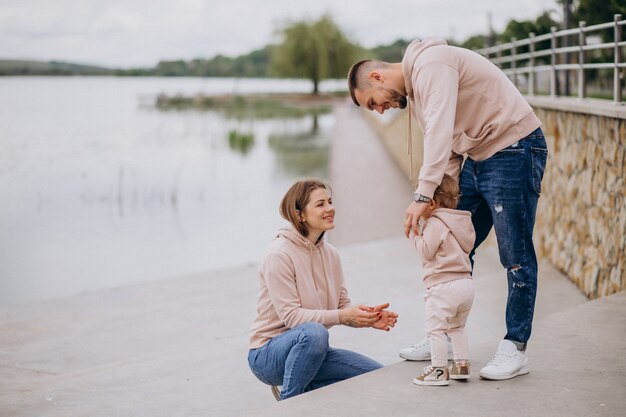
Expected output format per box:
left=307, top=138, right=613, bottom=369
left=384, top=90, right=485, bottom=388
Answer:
left=1, top=104, right=624, bottom=417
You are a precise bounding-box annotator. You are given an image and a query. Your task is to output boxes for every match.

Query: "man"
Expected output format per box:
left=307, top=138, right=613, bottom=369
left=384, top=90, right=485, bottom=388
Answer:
left=347, top=38, right=548, bottom=380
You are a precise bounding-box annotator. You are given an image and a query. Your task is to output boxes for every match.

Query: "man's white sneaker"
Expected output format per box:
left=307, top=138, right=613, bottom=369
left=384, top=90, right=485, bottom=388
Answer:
left=399, top=338, right=454, bottom=361
left=479, top=340, right=529, bottom=380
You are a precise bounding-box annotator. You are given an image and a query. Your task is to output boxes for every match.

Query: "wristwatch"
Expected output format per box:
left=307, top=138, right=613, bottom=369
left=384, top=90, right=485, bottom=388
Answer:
left=413, top=193, right=432, bottom=203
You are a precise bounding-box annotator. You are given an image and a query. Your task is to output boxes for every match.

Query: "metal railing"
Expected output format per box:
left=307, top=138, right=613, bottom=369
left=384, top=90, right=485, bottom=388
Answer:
left=476, top=14, right=626, bottom=104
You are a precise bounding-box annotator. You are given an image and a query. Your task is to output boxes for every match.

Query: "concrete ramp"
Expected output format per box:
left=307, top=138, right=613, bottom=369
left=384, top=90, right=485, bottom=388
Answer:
left=253, top=291, right=626, bottom=417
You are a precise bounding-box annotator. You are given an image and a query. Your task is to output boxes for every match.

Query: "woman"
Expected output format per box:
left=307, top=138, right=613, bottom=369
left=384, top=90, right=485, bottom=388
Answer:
left=248, top=179, right=398, bottom=400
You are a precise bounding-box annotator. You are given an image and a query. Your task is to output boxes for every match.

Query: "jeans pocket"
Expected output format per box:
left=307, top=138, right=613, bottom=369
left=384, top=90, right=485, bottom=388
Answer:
left=530, top=147, right=548, bottom=194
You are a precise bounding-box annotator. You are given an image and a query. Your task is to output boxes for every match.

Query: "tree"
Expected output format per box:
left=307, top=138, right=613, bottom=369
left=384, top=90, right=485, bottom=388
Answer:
left=498, top=12, right=558, bottom=49
left=461, top=34, right=486, bottom=50
left=573, top=0, right=626, bottom=26
left=370, top=39, right=411, bottom=63
left=271, top=15, right=358, bottom=94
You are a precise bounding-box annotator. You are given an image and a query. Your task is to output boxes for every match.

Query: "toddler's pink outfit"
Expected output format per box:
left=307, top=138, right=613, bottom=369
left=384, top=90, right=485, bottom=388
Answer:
left=413, top=208, right=476, bottom=367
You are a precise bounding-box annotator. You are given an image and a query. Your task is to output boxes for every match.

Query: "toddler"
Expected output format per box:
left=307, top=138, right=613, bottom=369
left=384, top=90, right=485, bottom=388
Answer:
left=411, top=174, right=476, bottom=386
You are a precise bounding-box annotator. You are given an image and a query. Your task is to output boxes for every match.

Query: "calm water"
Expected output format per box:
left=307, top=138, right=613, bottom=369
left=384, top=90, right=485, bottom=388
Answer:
left=0, top=76, right=344, bottom=305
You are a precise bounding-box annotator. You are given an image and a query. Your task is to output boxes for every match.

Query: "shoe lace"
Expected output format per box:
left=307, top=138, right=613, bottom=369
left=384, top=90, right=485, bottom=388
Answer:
left=486, top=352, right=512, bottom=367
left=419, top=366, right=434, bottom=377
left=411, top=340, right=429, bottom=350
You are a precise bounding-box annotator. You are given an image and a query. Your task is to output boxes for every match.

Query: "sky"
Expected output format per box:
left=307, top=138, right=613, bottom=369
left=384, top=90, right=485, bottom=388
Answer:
left=0, top=0, right=562, bottom=68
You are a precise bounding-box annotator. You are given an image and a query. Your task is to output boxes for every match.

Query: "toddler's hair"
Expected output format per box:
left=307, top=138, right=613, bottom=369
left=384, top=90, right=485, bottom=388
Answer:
left=433, top=174, right=460, bottom=209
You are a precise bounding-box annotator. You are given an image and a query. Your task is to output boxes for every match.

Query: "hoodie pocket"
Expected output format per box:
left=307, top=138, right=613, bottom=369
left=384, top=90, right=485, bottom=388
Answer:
left=452, top=129, right=491, bottom=154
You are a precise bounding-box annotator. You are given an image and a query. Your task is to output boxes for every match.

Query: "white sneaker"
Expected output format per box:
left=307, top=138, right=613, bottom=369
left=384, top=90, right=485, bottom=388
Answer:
left=399, top=337, right=454, bottom=361
left=479, top=340, right=529, bottom=380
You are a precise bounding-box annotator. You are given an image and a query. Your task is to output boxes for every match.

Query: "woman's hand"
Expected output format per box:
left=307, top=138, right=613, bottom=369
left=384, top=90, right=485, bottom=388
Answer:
left=339, top=303, right=399, bottom=330
left=339, top=305, right=380, bottom=328
left=366, top=303, right=399, bottom=331
left=371, top=310, right=398, bottom=331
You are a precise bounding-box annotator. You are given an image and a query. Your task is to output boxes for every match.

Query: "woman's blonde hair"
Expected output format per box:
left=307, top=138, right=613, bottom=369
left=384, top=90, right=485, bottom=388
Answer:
left=433, top=174, right=460, bottom=209
left=280, top=179, right=331, bottom=237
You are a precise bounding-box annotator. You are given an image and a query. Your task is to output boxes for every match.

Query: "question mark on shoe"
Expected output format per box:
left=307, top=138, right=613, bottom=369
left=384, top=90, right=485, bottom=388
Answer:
left=436, top=369, right=444, bottom=378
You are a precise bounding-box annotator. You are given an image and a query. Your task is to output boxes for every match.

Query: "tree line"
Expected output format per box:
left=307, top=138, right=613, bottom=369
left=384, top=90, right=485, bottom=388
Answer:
left=1, top=0, right=621, bottom=86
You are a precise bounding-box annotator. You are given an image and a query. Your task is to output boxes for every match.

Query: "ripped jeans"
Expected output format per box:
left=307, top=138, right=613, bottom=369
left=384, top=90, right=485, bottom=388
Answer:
left=458, top=128, right=547, bottom=347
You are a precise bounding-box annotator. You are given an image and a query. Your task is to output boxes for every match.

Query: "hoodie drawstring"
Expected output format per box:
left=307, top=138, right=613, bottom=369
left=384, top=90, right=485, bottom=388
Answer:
left=319, top=249, right=332, bottom=308
left=309, top=246, right=319, bottom=293
left=407, top=99, right=415, bottom=185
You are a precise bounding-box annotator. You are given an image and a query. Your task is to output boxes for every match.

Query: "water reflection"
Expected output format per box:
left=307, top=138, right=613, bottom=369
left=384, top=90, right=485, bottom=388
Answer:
left=268, top=114, right=329, bottom=177
left=227, top=129, right=255, bottom=155
left=0, top=77, right=338, bottom=305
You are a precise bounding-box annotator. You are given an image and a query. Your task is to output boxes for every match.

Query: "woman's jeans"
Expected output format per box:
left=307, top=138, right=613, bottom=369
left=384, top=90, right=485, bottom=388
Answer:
left=248, top=322, right=382, bottom=400
left=457, top=128, right=548, bottom=347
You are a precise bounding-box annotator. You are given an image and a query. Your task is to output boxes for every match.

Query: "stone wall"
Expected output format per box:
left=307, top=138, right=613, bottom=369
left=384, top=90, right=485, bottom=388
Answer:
left=528, top=97, right=626, bottom=299
left=365, top=97, right=626, bottom=299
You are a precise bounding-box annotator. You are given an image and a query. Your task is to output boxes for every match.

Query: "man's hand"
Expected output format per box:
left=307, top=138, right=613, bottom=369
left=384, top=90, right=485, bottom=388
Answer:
left=404, top=201, right=428, bottom=238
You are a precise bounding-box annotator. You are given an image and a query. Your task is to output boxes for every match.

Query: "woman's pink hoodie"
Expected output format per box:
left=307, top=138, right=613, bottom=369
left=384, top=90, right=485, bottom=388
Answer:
left=413, top=208, right=476, bottom=288
left=249, top=227, right=351, bottom=349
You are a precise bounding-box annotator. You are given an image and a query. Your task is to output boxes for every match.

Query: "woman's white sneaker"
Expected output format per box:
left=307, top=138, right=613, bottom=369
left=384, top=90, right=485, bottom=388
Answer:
left=479, top=340, right=529, bottom=380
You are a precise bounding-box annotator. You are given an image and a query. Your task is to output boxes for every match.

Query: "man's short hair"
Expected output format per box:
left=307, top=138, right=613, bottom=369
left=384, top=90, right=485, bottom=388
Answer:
left=347, top=59, right=386, bottom=106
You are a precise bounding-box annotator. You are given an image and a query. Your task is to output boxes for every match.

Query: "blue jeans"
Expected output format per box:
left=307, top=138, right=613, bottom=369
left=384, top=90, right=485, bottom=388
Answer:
left=457, top=128, right=548, bottom=347
left=247, top=322, right=382, bottom=400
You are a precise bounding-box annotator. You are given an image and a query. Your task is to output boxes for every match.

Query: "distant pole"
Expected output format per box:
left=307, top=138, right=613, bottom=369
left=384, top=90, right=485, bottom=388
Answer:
left=487, top=12, right=496, bottom=48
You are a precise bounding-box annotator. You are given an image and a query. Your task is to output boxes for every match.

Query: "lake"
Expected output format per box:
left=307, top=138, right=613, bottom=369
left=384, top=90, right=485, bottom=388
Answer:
left=0, top=76, right=346, bottom=305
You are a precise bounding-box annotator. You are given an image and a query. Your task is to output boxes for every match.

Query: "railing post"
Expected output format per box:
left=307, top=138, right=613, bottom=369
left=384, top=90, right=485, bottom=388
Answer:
left=511, top=37, right=517, bottom=87
left=614, top=14, right=623, bottom=104
left=551, top=26, right=558, bottom=97
left=578, top=21, right=586, bottom=99
left=529, top=32, right=536, bottom=96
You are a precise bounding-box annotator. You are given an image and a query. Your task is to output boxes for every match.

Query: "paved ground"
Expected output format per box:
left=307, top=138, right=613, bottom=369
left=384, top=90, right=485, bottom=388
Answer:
left=1, top=104, right=624, bottom=417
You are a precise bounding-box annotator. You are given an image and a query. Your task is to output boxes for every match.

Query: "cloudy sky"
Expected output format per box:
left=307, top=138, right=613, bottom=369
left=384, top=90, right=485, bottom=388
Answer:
left=0, top=0, right=562, bottom=68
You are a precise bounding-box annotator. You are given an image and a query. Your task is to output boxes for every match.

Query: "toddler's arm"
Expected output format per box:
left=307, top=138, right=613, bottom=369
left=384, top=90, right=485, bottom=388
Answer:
left=412, top=218, right=445, bottom=261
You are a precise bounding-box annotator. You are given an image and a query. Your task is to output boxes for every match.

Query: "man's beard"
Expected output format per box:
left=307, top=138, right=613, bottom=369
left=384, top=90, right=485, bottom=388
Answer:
left=387, top=88, right=407, bottom=109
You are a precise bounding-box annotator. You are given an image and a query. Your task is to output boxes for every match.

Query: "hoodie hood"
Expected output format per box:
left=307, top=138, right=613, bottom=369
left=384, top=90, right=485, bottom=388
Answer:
left=276, top=227, right=324, bottom=250
left=430, top=208, right=475, bottom=253
left=401, top=38, right=448, bottom=99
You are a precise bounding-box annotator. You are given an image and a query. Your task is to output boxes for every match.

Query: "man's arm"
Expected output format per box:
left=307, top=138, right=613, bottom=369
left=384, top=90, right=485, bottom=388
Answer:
left=413, top=61, right=460, bottom=198
left=405, top=60, right=460, bottom=236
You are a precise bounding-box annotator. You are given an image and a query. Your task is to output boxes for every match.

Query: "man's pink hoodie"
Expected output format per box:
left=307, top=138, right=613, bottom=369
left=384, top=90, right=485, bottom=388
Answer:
left=413, top=208, right=476, bottom=289
left=401, top=38, right=542, bottom=199
left=249, top=227, right=351, bottom=349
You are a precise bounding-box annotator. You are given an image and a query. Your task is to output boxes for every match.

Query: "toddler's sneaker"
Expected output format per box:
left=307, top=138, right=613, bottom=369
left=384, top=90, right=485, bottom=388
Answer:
left=413, top=366, right=449, bottom=386
left=449, top=360, right=470, bottom=380
left=399, top=337, right=454, bottom=361
left=479, top=340, right=529, bottom=380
